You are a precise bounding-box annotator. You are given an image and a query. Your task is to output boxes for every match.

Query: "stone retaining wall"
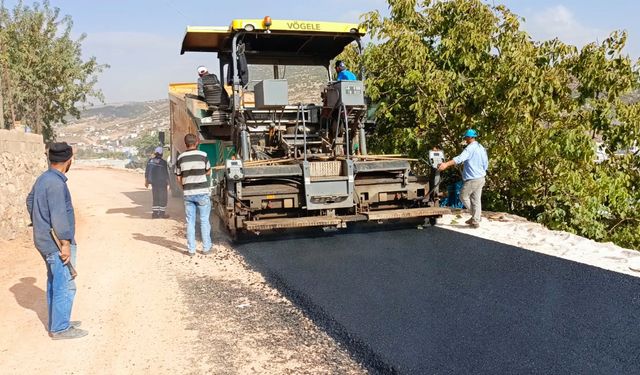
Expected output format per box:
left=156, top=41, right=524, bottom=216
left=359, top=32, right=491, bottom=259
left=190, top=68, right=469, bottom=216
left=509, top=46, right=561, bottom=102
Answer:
left=0, top=129, right=47, bottom=240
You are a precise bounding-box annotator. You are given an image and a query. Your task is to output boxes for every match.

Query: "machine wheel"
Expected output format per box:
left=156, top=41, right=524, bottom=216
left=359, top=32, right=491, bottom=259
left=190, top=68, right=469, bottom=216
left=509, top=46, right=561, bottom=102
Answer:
left=428, top=217, right=437, bottom=226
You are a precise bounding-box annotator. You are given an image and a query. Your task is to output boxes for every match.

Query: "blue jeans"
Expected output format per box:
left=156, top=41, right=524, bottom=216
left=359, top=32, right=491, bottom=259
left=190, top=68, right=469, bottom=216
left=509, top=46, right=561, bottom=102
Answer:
left=184, top=194, right=212, bottom=253
left=43, top=244, right=77, bottom=333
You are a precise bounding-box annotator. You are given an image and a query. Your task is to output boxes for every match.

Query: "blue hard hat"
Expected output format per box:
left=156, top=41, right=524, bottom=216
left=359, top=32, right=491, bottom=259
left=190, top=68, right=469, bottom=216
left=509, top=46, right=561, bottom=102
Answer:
left=463, top=129, right=478, bottom=138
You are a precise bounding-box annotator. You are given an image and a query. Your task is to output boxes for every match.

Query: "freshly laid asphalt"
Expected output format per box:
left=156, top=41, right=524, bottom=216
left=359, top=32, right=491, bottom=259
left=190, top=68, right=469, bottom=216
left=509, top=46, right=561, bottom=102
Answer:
left=235, top=225, right=640, bottom=374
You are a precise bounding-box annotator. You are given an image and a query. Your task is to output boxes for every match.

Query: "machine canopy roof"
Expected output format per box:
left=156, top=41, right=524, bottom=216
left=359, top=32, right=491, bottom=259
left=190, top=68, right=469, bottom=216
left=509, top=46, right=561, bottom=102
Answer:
left=181, top=19, right=364, bottom=65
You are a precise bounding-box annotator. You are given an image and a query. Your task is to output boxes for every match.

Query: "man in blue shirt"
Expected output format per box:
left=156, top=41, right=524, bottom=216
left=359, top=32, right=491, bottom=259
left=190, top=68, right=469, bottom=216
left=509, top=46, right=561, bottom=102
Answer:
left=335, top=60, right=357, bottom=81
left=26, top=142, right=87, bottom=339
left=438, top=129, right=489, bottom=228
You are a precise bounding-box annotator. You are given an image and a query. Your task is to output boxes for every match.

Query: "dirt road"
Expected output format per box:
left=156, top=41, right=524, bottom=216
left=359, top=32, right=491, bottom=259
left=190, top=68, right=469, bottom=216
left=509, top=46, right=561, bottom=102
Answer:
left=0, top=167, right=363, bottom=374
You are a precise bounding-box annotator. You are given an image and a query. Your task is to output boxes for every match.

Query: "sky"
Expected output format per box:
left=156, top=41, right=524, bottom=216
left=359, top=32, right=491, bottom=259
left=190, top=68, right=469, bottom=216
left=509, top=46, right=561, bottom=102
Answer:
left=4, top=0, right=639, bottom=103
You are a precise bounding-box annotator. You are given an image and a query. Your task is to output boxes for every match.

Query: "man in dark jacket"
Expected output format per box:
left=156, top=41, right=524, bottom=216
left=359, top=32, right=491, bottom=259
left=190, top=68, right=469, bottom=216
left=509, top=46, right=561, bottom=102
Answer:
left=26, top=142, right=87, bottom=340
left=197, top=65, right=229, bottom=109
left=145, top=146, right=170, bottom=218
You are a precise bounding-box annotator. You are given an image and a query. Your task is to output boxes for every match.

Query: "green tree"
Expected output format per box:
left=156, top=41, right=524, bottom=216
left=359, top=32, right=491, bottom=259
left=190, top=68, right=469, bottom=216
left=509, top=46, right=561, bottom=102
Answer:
left=0, top=0, right=107, bottom=140
left=132, top=131, right=162, bottom=157
left=357, top=0, right=640, bottom=249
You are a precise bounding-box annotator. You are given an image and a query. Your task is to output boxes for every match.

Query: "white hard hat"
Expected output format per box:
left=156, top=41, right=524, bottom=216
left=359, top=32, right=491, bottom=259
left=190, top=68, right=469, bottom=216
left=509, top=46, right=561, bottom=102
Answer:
left=197, top=66, right=208, bottom=74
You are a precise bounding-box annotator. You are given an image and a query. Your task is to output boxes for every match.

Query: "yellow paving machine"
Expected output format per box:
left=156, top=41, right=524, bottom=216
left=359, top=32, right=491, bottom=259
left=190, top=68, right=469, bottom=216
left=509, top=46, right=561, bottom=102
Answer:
left=168, top=17, right=448, bottom=239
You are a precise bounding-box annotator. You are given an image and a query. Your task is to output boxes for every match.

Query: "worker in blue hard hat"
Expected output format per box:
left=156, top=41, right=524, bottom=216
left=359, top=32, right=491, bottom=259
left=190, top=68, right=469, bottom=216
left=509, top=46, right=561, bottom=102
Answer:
left=335, top=60, right=357, bottom=81
left=438, top=129, right=488, bottom=228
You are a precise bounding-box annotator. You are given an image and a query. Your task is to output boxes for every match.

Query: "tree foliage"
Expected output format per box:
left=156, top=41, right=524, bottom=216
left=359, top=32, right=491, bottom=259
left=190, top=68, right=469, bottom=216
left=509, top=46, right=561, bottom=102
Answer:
left=351, top=0, right=640, bottom=249
left=0, top=0, right=106, bottom=140
left=132, top=131, right=162, bottom=157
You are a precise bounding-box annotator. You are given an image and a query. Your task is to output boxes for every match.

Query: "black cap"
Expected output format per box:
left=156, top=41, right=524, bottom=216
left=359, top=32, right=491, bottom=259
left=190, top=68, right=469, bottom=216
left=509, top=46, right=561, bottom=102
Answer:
left=48, top=142, right=73, bottom=163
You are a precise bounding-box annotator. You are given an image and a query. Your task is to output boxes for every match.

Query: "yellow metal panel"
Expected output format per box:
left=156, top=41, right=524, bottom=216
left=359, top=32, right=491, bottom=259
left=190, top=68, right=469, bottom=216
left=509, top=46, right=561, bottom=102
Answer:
left=230, top=19, right=365, bottom=35
left=169, top=83, right=197, bottom=95
left=181, top=19, right=365, bottom=54
left=181, top=26, right=231, bottom=54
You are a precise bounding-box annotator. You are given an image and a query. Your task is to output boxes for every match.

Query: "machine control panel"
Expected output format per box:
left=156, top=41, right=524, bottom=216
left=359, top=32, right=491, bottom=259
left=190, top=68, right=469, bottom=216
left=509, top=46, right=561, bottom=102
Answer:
left=254, top=79, right=289, bottom=109
left=326, top=81, right=365, bottom=107
left=428, top=150, right=445, bottom=169
left=226, top=159, right=244, bottom=180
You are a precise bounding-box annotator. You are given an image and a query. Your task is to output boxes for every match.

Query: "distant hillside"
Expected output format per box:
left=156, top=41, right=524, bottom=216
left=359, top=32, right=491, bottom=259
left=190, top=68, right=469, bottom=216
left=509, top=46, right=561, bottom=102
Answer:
left=74, top=102, right=161, bottom=119
left=56, top=100, right=169, bottom=155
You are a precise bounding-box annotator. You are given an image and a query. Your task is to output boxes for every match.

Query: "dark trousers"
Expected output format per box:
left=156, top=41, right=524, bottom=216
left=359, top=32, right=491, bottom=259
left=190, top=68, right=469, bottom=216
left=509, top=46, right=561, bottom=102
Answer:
left=152, top=184, right=168, bottom=213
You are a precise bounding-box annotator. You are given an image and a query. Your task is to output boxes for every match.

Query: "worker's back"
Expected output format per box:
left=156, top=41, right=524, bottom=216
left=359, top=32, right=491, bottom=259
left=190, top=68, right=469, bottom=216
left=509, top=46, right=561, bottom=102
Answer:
left=200, top=73, right=229, bottom=108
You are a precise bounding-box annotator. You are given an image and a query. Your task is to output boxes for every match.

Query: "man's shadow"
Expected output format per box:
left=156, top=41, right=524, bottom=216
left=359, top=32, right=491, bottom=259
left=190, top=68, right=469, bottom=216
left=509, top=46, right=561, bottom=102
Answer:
left=132, top=233, right=188, bottom=255
left=9, top=277, right=47, bottom=329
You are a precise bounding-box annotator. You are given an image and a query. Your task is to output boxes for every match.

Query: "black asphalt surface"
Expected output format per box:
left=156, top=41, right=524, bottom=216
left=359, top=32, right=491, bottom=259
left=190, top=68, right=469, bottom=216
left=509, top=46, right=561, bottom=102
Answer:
left=236, top=225, right=640, bottom=374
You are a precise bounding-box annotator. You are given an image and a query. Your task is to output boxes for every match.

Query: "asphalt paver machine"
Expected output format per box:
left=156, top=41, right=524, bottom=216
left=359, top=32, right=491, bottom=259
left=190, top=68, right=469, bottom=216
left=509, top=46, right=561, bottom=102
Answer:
left=169, top=17, right=449, bottom=239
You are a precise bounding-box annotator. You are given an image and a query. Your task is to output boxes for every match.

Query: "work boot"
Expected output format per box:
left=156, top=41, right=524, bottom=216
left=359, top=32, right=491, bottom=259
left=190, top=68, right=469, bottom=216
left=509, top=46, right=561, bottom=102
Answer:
left=50, top=326, right=88, bottom=340
left=465, top=218, right=474, bottom=224
left=152, top=211, right=159, bottom=219
left=158, top=212, right=170, bottom=219
left=468, top=220, right=480, bottom=228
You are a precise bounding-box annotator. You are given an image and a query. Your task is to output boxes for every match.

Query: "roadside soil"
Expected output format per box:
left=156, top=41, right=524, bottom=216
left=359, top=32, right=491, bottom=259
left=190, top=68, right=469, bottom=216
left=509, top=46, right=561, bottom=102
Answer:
left=0, top=167, right=365, bottom=375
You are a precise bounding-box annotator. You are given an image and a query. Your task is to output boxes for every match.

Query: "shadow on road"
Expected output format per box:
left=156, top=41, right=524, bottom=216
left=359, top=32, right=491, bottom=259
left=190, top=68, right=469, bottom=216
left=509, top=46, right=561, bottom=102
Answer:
left=106, top=190, right=183, bottom=223
left=9, top=277, right=47, bottom=330
left=132, top=233, right=188, bottom=255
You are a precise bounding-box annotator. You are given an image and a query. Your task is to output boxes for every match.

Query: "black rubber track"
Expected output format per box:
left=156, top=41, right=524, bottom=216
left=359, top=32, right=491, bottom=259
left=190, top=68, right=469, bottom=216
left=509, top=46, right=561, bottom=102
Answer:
left=236, top=225, right=640, bottom=374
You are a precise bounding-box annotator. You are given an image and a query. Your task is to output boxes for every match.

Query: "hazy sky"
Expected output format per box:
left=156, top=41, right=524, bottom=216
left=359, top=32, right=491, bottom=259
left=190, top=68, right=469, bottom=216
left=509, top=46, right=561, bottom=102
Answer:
left=4, top=0, right=638, bottom=103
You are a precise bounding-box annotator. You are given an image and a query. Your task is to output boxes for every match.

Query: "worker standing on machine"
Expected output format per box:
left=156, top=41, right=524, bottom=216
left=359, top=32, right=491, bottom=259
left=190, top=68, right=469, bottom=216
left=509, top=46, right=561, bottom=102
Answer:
left=335, top=60, right=356, bottom=81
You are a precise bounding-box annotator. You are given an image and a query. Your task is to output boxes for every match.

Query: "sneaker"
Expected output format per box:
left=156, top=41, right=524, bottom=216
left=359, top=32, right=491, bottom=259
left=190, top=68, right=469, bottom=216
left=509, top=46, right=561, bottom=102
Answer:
left=151, top=212, right=159, bottom=219
left=469, top=221, right=480, bottom=228
left=465, top=218, right=474, bottom=224
left=50, top=326, right=88, bottom=340
left=187, top=252, right=195, bottom=257
left=158, top=213, right=170, bottom=219
left=70, top=320, right=81, bottom=328
left=202, top=250, right=212, bottom=255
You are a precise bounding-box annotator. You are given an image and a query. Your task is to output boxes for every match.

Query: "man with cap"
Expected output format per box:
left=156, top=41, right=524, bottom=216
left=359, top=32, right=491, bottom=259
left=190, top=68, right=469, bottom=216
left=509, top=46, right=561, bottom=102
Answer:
left=196, top=65, right=228, bottom=109
left=438, top=129, right=489, bottom=228
left=335, top=60, right=357, bottom=81
left=197, top=65, right=209, bottom=97
left=145, top=146, right=170, bottom=219
left=26, top=142, right=87, bottom=339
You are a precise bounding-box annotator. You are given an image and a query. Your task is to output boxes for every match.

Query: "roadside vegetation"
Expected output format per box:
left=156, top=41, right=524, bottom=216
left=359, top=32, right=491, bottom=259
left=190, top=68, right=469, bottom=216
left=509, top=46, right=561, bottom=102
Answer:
left=0, top=0, right=106, bottom=141
left=342, top=0, right=639, bottom=249
left=131, top=131, right=162, bottom=156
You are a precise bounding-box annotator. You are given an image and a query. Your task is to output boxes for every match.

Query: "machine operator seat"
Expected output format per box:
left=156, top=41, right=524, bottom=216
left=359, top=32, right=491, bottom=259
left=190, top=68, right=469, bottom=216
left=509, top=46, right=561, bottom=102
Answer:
left=200, top=73, right=230, bottom=110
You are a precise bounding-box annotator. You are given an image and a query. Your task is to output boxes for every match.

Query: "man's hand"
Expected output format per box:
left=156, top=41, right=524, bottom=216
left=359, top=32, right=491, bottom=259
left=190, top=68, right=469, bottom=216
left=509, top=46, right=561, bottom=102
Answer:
left=60, top=242, right=71, bottom=265
left=438, top=160, right=456, bottom=171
